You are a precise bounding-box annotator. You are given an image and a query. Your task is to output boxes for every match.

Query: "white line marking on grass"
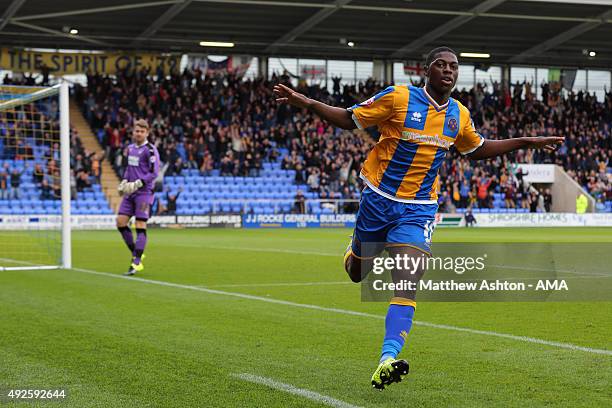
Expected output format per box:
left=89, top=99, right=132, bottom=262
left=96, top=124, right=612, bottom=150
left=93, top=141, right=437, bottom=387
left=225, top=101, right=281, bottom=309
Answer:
left=0, top=257, right=60, bottom=271
left=490, top=264, right=611, bottom=278
left=413, top=321, right=612, bottom=355
left=232, top=373, right=363, bottom=408
left=197, top=244, right=339, bottom=257
left=195, top=246, right=611, bottom=277
left=205, top=281, right=351, bottom=288
left=3, top=252, right=608, bottom=278
left=68, top=267, right=612, bottom=356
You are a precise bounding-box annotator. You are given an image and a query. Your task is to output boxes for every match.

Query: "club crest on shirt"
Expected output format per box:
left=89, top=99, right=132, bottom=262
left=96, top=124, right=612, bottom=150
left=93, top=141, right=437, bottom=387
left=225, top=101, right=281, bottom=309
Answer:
left=447, top=117, right=458, bottom=131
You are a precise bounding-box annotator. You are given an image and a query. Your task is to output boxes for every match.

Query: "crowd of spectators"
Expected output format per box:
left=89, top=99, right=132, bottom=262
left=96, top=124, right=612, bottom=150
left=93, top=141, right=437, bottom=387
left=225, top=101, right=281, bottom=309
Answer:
left=68, top=128, right=104, bottom=198
left=74, top=68, right=385, bottom=205
left=68, top=67, right=609, bottom=214
left=0, top=78, right=103, bottom=200
left=437, top=80, right=610, bottom=212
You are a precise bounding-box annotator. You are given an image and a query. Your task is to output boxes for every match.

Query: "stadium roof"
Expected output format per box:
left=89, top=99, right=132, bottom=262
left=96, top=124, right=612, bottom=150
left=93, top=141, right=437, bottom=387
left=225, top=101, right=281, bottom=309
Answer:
left=1, top=0, right=611, bottom=68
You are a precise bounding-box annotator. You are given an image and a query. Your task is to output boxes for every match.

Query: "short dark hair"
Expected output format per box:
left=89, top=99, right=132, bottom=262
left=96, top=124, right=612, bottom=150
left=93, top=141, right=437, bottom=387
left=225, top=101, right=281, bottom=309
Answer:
left=134, top=119, right=150, bottom=130
left=425, top=46, right=457, bottom=68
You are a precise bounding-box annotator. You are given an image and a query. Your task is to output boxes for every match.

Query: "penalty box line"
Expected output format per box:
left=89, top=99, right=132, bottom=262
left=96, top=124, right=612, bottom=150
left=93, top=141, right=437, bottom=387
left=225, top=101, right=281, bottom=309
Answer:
left=67, top=266, right=612, bottom=356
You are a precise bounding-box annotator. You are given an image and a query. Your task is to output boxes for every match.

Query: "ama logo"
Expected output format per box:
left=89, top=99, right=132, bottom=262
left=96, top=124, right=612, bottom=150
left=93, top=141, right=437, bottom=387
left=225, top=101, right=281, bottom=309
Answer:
left=447, top=117, right=458, bottom=131
left=410, top=111, right=422, bottom=123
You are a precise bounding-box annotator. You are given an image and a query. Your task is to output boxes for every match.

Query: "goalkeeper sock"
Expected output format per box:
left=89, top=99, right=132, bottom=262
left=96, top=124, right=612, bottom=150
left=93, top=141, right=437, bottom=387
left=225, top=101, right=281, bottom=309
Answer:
left=118, top=226, right=134, bottom=253
left=379, top=299, right=415, bottom=362
left=133, top=228, right=147, bottom=265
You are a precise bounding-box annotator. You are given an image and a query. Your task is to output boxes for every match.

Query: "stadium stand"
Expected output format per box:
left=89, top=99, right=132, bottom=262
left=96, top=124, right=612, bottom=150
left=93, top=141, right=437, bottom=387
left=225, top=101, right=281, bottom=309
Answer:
left=73, top=69, right=377, bottom=215
left=439, top=81, right=611, bottom=213
left=0, top=86, right=112, bottom=215
left=50, top=69, right=610, bottom=215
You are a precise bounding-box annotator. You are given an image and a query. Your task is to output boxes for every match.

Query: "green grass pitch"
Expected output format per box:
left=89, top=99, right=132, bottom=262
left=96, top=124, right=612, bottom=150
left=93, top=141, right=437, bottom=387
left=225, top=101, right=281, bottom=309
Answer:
left=1, top=227, right=611, bottom=407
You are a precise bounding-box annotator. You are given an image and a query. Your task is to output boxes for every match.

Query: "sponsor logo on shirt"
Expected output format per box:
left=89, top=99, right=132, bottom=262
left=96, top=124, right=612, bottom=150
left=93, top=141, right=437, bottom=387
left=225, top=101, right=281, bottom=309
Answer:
left=128, top=155, right=140, bottom=166
left=401, top=131, right=451, bottom=149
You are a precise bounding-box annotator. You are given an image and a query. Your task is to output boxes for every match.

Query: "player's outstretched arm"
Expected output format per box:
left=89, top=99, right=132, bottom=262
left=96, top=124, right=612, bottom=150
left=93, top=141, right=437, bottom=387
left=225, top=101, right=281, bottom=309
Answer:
left=468, top=137, right=564, bottom=160
left=273, top=83, right=356, bottom=130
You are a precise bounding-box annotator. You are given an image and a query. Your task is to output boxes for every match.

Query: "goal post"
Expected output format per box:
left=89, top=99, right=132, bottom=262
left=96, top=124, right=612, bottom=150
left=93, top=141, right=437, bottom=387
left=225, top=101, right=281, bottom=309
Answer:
left=0, top=82, right=71, bottom=271
left=60, top=82, right=71, bottom=269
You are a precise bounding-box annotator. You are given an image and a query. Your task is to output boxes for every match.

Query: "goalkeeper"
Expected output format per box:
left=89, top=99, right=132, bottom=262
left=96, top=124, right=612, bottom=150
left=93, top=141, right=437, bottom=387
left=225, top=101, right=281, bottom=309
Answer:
left=116, top=119, right=160, bottom=276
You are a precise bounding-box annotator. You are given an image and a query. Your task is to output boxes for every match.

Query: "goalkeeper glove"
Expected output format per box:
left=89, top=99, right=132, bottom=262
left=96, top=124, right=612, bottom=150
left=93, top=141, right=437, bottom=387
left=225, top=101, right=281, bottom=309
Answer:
left=119, top=180, right=143, bottom=196
left=117, top=179, right=128, bottom=196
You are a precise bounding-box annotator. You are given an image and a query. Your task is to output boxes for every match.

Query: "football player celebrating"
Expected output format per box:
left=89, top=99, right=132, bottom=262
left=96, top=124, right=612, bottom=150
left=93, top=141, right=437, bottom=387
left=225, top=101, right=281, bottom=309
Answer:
left=274, top=46, right=562, bottom=389
left=116, top=119, right=160, bottom=276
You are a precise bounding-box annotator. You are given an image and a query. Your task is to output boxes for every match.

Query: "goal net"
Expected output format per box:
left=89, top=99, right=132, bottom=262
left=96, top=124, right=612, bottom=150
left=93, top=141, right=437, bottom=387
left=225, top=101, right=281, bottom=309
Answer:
left=0, top=83, right=71, bottom=270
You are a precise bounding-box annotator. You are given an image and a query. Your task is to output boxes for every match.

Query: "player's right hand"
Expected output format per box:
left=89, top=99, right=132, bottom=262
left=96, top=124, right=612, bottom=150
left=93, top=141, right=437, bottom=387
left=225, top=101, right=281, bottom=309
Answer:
left=118, top=179, right=128, bottom=196
left=121, top=180, right=143, bottom=195
left=273, top=84, right=312, bottom=109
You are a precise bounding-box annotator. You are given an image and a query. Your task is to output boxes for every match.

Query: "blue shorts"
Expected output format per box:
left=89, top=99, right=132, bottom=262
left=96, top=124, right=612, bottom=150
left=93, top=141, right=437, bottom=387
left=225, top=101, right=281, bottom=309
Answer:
left=351, top=187, right=437, bottom=258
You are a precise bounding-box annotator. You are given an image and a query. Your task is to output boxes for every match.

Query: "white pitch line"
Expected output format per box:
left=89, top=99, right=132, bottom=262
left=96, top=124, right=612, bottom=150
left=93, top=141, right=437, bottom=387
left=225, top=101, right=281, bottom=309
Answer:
left=192, top=245, right=611, bottom=277
left=3, top=250, right=608, bottom=278
left=0, top=257, right=61, bottom=271
left=68, top=266, right=612, bottom=356
left=489, top=263, right=611, bottom=278
left=232, top=373, right=363, bottom=408
left=204, top=281, right=351, bottom=288
left=208, top=276, right=609, bottom=289
left=194, top=244, right=339, bottom=257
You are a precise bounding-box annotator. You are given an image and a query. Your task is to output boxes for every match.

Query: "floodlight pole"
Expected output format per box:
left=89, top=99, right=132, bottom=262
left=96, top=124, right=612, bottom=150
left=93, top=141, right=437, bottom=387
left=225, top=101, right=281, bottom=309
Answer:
left=59, top=81, right=72, bottom=269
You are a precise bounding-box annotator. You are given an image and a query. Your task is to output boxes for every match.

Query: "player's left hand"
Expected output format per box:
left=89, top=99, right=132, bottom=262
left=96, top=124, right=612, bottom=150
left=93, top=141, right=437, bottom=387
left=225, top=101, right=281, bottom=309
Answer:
left=118, top=179, right=128, bottom=196
left=525, top=136, right=564, bottom=152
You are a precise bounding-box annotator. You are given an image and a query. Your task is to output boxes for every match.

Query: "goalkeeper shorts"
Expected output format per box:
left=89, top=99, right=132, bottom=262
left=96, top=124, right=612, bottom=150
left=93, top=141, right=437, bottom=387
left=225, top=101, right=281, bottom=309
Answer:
left=118, top=192, right=153, bottom=221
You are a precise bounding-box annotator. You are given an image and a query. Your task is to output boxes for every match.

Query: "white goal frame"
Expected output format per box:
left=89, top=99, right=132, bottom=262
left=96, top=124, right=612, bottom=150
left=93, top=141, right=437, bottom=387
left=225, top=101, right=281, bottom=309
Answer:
left=0, top=82, right=71, bottom=270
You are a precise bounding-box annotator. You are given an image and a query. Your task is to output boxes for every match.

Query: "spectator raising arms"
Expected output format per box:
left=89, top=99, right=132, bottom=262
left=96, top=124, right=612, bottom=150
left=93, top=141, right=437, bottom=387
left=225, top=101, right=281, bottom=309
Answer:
left=67, top=67, right=610, bottom=212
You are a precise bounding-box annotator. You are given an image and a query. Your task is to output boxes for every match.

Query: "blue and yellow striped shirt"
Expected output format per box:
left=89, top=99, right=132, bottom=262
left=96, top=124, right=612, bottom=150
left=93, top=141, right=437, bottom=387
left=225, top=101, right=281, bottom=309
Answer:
left=348, top=85, right=484, bottom=203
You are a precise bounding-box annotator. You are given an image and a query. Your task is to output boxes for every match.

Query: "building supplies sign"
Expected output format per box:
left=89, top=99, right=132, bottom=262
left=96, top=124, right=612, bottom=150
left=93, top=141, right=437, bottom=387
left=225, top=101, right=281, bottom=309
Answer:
left=0, top=48, right=180, bottom=76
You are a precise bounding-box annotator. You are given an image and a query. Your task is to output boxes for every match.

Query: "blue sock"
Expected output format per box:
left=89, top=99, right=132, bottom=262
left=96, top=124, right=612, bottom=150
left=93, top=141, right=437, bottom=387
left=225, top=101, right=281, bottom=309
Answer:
left=380, top=301, right=415, bottom=362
